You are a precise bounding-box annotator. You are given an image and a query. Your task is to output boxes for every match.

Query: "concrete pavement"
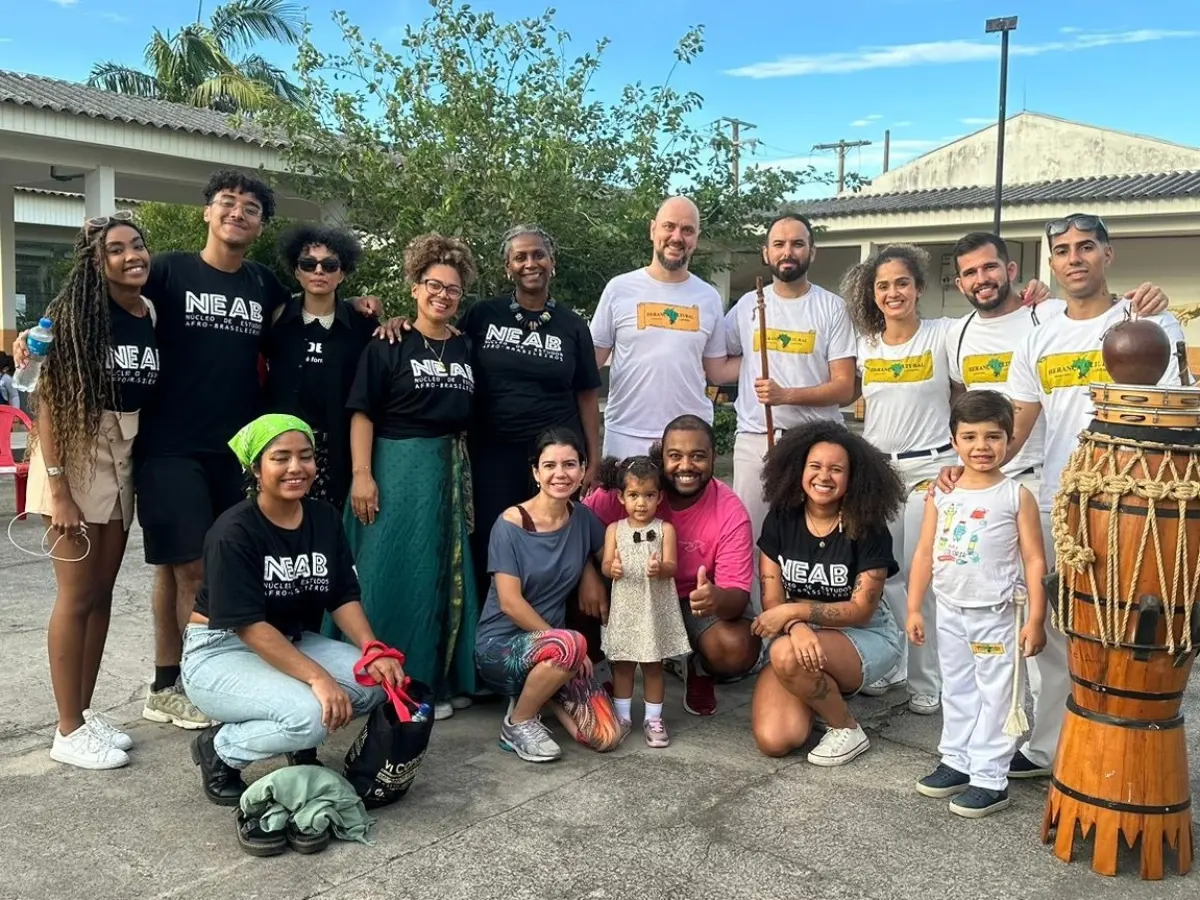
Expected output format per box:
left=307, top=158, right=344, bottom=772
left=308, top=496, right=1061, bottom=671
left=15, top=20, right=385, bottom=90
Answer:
left=0, top=503, right=1197, bottom=900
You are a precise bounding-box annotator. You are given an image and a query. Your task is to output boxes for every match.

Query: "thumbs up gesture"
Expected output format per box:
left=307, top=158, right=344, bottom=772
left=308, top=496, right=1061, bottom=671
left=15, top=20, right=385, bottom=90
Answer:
left=647, top=551, right=661, bottom=579
left=610, top=548, right=624, bottom=581
left=688, top=565, right=715, bottom=617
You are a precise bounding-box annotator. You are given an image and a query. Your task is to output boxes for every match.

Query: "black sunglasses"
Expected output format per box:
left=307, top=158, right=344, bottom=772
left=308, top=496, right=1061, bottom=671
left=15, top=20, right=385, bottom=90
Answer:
left=298, top=256, right=342, bottom=274
left=1045, top=214, right=1109, bottom=243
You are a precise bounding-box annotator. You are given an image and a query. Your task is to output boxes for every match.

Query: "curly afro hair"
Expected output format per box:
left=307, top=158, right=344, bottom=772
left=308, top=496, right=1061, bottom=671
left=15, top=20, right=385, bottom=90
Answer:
left=277, top=224, right=362, bottom=275
left=841, top=243, right=930, bottom=338
left=761, top=421, right=905, bottom=539
left=403, top=233, right=477, bottom=288
left=202, top=170, right=276, bottom=222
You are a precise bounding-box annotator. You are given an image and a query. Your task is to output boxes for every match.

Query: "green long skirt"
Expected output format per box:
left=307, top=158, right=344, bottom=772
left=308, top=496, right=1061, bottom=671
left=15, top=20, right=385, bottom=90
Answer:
left=327, top=434, right=479, bottom=697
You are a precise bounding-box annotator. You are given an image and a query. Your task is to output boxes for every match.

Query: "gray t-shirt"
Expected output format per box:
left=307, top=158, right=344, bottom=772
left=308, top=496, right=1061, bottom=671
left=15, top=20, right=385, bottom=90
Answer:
left=475, top=504, right=606, bottom=647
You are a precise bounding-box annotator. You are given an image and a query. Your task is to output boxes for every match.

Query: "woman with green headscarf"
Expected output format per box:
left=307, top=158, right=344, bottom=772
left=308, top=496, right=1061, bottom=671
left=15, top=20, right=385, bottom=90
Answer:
left=181, top=414, right=405, bottom=814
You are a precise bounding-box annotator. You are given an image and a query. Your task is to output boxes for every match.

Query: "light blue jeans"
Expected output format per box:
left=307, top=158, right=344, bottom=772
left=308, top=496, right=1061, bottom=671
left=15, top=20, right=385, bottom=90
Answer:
left=181, top=625, right=385, bottom=770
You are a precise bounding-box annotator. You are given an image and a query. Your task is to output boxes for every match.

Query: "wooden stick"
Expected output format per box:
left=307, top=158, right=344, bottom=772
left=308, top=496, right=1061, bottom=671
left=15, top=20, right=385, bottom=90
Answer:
left=1176, top=341, right=1194, bottom=387
left=756, top=276, right=775, bottom=448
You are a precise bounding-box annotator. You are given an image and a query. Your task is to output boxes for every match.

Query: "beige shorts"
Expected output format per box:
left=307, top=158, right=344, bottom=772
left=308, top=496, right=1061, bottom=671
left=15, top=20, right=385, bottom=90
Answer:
left=25, top=410, right=139, bottom=530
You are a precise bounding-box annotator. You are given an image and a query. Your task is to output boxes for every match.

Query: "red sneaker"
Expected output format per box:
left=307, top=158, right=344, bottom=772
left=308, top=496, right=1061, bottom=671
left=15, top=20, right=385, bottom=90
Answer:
left=683, top=664, right=716, bottom=716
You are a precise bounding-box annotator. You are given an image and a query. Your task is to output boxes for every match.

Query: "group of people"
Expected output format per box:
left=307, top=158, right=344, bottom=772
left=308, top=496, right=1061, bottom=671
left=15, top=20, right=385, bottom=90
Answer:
left=12, top=170, right=1189, bottom=825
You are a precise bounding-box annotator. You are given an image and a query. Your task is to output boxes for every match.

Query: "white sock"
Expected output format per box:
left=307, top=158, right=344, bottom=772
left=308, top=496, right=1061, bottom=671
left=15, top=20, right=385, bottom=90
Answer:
left=613, top=697, right=632, bottom=722
left=644, top=701, right=663, bottom=722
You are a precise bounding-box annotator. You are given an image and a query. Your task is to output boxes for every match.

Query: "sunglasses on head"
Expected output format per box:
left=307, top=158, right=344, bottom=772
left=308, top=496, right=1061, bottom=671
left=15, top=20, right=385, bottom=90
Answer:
left=298, top=256, right=342, bottom=274
left=84, top=209, right=135, bottom=234
left=1045, top=214, right=1109, bottom=243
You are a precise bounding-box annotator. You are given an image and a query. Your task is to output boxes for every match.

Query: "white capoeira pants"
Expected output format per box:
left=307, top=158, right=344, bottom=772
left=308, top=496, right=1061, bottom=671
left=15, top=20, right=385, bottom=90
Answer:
left=601, top=428, right=659, bottom=461
left=936, top=598, right=1017, bottom=790
left=732, top=431, right=774, bottom=615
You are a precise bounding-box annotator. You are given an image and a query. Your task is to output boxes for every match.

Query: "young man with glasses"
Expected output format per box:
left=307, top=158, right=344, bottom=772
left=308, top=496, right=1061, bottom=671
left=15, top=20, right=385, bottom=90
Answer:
left=938, top=213, right=1183, bottom=779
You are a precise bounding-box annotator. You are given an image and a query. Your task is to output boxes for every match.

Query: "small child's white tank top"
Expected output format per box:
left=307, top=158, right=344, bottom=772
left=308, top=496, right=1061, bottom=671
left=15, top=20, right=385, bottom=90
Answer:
left=931, top=478, right=1024, bottom=608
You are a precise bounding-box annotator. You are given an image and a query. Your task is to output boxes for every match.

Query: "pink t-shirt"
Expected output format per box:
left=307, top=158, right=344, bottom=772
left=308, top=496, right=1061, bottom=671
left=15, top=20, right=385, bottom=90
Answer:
left=584, top=479, right=754, bottom=600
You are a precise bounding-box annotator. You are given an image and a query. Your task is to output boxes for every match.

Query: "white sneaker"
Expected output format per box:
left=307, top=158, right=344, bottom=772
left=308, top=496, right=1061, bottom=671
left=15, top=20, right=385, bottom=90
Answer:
left=83, top=709, right=133, bottom=750
left=907, top=694, right=941, bottom=715
left=807, top=724, right=870, bottom=767
left=449, top=695, right=474, bottom=711
left=434, top=701, right=455, bottom=721
left=860, top=676, right=906, bottom=697
left=51, top=723, right=130, bottom=770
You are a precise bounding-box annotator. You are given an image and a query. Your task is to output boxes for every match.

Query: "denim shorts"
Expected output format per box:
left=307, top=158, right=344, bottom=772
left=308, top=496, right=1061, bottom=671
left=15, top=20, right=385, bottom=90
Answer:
left=773, top=603, right=902, bottom=694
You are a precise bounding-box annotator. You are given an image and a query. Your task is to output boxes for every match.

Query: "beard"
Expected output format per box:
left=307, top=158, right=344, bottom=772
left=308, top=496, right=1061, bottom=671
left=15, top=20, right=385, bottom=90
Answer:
left=968, top=279, right=1012, bottom=312
left=770, top=257, right=811, bottom=284
left=656, top=244, right=691, bottom=272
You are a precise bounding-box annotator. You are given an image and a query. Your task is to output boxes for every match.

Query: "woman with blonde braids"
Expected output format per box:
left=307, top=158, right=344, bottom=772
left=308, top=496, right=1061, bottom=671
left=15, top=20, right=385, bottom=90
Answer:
left=336, top=234, right=480, bottom=718
left=25, top=212, right=160, bottom=769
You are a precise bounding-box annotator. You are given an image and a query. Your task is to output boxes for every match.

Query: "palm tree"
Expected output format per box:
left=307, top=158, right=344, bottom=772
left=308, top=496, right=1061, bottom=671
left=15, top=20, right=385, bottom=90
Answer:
left=88, top=0, right=305, bottom=113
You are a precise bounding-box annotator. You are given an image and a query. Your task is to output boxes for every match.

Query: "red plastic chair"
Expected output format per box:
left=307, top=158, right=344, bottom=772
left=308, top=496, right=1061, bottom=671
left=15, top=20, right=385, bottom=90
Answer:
left=0, top=405, right=33, bottom=516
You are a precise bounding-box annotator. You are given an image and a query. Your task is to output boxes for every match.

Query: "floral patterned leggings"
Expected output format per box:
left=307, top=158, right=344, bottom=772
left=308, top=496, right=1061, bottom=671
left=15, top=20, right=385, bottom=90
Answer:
left=475, top=628, right=624, bottom=752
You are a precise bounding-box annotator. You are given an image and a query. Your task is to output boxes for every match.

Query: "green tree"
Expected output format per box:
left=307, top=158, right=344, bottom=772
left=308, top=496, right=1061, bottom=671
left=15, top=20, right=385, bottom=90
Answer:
left=258, top=0, right=818, bottom=317
left=88, top=0, right=304, bottom=112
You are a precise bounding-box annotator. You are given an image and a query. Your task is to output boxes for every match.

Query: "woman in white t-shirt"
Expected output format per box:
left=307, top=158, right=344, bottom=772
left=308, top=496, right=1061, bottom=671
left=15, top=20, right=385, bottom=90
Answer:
left=843, top=244, right=961, bottom=712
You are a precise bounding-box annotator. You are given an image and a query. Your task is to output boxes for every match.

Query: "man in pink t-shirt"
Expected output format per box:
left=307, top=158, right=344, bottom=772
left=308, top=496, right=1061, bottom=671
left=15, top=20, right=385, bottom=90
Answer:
left=585, top=415, right=761, bottom=715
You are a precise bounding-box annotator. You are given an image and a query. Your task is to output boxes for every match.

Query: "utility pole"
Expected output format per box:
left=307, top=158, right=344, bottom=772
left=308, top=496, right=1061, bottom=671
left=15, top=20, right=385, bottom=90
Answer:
left=986, top=16, right=1019, bottom=234
left=812, top=139, right=872, bottom=192
left=719, top=117, right=758, bottom=192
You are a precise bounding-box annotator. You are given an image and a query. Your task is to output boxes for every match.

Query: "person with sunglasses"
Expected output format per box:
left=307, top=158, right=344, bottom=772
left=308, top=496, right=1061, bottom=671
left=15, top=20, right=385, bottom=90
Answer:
left=265, top=224, right=376, bottom=511
left=338, top=234, right=481, bottom=720
left=23, top=213, right=159, bottom=769
left=936, top=212, right=1185, bottom=780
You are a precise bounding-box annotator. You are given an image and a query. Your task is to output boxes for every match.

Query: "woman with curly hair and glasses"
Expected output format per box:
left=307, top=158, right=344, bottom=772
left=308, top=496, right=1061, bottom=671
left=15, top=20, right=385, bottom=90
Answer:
left=24, top=212, right=160, bottom=769
left=336, top=234, right=480, bottom=719
left=748, top=421, right=904, bottom=767
left=265, top=224, right=376, bottom=510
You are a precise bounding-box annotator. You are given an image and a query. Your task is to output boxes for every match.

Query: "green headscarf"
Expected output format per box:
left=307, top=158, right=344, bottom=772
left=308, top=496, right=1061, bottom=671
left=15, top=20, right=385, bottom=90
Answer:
left=228, top=414, right=315, bottom=470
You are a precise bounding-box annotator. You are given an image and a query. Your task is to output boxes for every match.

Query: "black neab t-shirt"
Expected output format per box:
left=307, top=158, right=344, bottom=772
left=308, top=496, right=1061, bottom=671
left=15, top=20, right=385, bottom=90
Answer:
left=194, top=498, right=359, bottom=640
left=108, top=299, right=159, bottom=412
left=345, top=329, right=474, bottom=439
left=458, top=297, right=601, bottom=440
left=138, top=252, right=289, bottom=455
left=758, top=506, right=898, bottom=603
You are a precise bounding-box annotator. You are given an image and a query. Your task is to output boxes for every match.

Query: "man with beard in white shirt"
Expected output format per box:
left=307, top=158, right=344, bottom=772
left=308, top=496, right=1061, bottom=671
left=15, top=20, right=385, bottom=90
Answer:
left=708, top=214, right=857, bottom=613
left=937, top=214, right=1183, bottom=780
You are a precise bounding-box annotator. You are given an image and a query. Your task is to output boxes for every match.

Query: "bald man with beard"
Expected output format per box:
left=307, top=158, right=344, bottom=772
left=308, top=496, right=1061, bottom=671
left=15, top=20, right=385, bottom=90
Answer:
left=591, top=196, right=732, bottom=458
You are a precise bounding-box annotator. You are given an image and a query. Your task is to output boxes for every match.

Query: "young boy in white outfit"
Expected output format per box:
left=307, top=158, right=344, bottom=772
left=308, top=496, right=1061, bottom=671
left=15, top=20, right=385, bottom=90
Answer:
left=906, top=390, right=1047, bottom=818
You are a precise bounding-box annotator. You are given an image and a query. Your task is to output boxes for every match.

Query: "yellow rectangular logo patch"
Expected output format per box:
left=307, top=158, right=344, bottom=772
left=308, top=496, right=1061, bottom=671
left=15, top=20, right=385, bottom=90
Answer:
left=970, top=642, right=1006, bottom=656
left=636, top=302, right=700, bottom=332
left=961, top=352, right=1012, bottom=385
left=1036, top=350, right=1111, bottom=393
left=862, top=350, right=934, bottom=385
left=753, top=328, right=816, bottom=354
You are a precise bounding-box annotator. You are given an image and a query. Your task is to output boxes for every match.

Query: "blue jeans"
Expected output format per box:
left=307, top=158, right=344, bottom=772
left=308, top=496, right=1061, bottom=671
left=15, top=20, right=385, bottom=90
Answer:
left=181, top=626, right=385, bottom=770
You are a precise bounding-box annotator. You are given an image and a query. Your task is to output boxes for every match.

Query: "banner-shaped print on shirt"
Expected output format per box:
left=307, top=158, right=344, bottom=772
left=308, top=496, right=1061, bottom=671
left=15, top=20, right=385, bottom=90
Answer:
left=961, top=352, right=1012, bottom=385
left=636, top=302, right=700, bottom=331
left=1036, top=350, right=1111, bottom=393
left=862, top=349, right=933, bottom=384
left=753, top=328, right=816, bottom=354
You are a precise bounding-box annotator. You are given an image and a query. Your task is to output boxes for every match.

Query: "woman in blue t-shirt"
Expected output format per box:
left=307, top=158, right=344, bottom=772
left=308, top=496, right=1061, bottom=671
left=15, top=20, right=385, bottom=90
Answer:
left=474, top=428, right=625, bottom=763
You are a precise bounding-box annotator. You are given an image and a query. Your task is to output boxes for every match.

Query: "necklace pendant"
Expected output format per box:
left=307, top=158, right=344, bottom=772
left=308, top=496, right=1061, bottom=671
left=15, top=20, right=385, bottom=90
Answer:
left=819, top=540, right=826, bottom=548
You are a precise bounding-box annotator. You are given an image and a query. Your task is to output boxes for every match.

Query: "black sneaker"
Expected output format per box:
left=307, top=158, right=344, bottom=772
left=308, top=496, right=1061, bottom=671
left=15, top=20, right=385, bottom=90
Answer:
left=1008, top=750, right=1050, bottom=779
left=189, top=726, right=247, bottom=806
left=286, top=748, right=323, bottom=767
left=285, top=821, right=332, bottom=855
left=949, top=786, right=1011, bottom=818
left=235, top=809, right=287, bottom=857
left=916, top=763, right=970, bottom=799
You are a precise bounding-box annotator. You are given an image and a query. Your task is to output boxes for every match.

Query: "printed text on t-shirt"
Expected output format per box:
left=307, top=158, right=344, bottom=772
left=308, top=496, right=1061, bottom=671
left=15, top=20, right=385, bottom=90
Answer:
left=482, top=324, right=564, bottom=361
left=636, top=302, right=699, bottom=331
left=185, top=290, right=264, bottom=336
left=263, top=552, right=331, bottom=597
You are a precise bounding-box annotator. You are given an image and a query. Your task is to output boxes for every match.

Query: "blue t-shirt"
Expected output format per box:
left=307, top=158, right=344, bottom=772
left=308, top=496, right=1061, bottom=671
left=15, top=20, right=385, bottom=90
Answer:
left=475, top=504, right=605, bottom=646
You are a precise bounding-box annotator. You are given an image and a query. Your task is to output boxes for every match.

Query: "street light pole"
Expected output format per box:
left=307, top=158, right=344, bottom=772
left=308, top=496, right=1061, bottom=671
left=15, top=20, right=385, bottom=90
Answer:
left=986, top=16, right=1018, bottom=235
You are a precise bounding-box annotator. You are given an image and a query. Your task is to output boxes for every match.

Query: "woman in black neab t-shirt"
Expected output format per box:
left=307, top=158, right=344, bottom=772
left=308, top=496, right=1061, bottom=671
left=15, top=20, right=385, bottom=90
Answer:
left=338, top=234, right=480, bottom=721
left=457, top=224, right=602, bottom=603
left=181, top=414, right=403, bottom=811
left=23, top=215, right=159, bottom=772
left=749, top=422, right=905, bottom=767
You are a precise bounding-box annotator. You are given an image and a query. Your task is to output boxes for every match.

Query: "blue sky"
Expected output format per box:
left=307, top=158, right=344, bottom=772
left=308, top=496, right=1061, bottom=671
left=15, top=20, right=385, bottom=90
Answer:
left=5, top=0, right=1198, bottom=198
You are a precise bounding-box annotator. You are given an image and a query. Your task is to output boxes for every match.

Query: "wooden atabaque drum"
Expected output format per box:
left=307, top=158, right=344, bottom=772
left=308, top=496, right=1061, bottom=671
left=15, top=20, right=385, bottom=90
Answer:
left=1043, top=386, right=1200, bottom=880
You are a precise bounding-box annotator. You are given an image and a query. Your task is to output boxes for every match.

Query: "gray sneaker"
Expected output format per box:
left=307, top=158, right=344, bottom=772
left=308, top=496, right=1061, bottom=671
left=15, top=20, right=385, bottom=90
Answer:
left=499, top=713, right=562, bottom=763
left=143, top=680, right=211, bottom=730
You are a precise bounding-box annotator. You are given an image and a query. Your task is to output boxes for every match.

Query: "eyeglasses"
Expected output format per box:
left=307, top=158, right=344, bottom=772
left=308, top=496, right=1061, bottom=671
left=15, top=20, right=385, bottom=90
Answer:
left=298, top=256, right=342, bottom=274
left=84, top=209, right=134, bottom=234
left=422, top=278, right=463, bottom=301
left=1045, top=214, right=1109, bottom=243
left=211, top=195, right=263, bottom=219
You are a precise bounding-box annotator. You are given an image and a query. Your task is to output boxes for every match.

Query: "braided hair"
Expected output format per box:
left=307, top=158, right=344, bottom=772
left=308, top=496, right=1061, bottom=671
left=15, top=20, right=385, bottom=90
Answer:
left=499, top=224, right=557, bottom=263
left=31, top=221, right=142, bottom=481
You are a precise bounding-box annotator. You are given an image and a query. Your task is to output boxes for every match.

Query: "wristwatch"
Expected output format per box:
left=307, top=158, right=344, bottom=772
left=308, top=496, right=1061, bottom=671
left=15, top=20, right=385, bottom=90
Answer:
left=45, top=466, right=63, bottom=478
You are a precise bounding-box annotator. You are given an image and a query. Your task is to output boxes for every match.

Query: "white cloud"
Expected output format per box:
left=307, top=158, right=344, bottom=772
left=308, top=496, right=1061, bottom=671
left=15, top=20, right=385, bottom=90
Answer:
left=764, top=136, right=949, bottom=177
left=1060, top=26, right=1082, bottom=34
left=960, top=117, right=994, bottom=125
left=726, top=29, right=1200, bottom=78
left=49, top=0, right=79, bottom=7
left=100, top=12, right=130, bottom=22
left=850, top=113, right=882, bottom=127
left=891, top=120, right=913, bottom=127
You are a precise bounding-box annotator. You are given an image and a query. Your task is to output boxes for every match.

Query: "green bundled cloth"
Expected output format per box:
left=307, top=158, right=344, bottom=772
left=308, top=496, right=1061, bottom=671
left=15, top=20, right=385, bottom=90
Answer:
left=239, top=766, right=376, bottom=844
left=228, top=414, right=314, bottom=470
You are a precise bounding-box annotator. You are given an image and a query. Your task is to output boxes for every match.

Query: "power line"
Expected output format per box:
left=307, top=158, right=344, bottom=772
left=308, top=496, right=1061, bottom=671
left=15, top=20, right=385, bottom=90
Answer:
left=812, top=139, right=872, bottom=193
left=719, top=117, right=759, bottom=192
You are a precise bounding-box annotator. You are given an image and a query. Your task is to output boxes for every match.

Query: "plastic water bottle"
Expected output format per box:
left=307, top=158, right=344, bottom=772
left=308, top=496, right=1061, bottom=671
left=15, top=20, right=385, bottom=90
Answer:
left=411, top=702, right=433, bottom=723
left=13, top=318, right=53, bottom=393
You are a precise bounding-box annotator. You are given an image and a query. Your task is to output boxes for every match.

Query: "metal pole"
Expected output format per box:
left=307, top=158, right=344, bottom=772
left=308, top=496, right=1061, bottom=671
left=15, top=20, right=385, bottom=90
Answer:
left=993, top=27, right=1011, bottom=234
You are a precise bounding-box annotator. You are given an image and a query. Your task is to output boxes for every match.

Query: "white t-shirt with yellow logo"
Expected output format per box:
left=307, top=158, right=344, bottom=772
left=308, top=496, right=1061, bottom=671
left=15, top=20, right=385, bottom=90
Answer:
left=591, top=268, right=727, bottom=440
left=1007, top=299, right=1185, bottom=512
left=857, top=318, right=957, bottom=455
left=948, top=299, right=1066, bottom=476
left=724, top=282, right=856, bottom=434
